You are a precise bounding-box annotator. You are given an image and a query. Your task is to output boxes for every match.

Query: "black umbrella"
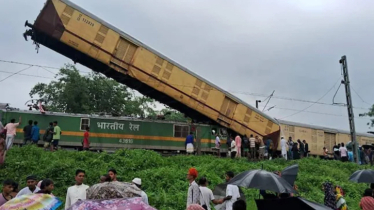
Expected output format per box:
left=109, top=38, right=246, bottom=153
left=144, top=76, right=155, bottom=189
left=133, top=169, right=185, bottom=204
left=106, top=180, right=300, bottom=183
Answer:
left=281, top=164, right=299, bottom=186
left=228, top=169, right=297, bottom=193
left=212, top=183, right=246, bottom=210
left=362, top=145, right=374, bottom=150
left=349, top=169, right=374, bottom=183
left=255, top=197, right=333, bottom=210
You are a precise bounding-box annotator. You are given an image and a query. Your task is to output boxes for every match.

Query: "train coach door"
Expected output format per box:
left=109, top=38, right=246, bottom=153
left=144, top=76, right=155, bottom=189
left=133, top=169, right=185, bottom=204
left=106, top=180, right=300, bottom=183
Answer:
left=196, top=126, right=202, bottom=155
left=190, top=125, right=201, bottom=155
left=324, top=133, right=336, bottom=154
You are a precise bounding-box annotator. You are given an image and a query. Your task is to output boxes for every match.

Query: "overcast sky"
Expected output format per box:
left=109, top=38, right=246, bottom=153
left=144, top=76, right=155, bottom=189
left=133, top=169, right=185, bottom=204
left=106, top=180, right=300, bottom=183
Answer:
left=0, top=0, right=373, bottom=133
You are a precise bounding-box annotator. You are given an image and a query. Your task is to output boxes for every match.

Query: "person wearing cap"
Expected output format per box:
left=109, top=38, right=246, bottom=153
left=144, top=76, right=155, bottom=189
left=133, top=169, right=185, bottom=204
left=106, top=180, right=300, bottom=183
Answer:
left=132, top=178, right=148, bottom=205
left=186, top=168, right=200, bottom=208
left=16, top=175, right=40, bottom=197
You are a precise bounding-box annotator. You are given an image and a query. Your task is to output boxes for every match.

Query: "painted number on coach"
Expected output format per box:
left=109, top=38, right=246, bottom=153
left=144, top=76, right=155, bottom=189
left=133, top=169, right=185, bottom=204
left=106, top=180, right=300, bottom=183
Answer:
left=119, top=139, right=134, bottom=144
left=77, top=14, right=95, bottom=27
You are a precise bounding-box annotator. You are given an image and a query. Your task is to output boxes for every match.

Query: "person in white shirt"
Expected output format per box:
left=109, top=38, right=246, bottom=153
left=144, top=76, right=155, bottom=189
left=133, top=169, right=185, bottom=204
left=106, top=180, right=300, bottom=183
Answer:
left=217, top=171, right=240, bottom=210
left=280, top=137, right=287, bottom=160
left=231, top=139, right=237, bottom=159
left=16, top=175, right=40, bottom=197
left=65, top=169, right=89, bottom=209
left=215, top=134, right=221, bottom=157
left=198, top=177, right=220, bottom=210
left=132, top=178, right=149, bottom=205
left=339, top=143, right=349, bottom=162
left=186, top=168, right=200, bottom=208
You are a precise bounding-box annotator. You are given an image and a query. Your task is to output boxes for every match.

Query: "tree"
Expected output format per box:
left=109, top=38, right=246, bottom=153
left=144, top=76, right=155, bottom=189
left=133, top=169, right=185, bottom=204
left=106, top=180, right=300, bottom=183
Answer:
left=360, top=105, right=374, bottom=128
left=29, top=64, right=155, bottom=116
left=148, top=108, right=189, bottom=122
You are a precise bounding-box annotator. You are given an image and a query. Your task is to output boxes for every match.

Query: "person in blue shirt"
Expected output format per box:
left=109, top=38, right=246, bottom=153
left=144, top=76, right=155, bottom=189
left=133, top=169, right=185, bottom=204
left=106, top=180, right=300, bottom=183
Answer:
left=31, top=121, right=40, bottom=144
left=185, top=132, right=194, bottom=155
left=348, top=149, right=354, bottom=162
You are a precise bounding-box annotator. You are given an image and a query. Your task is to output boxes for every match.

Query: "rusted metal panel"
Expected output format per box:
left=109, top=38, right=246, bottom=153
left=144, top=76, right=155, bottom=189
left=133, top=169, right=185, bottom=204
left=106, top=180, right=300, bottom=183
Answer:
left=34, top=0, right=64, bottom=40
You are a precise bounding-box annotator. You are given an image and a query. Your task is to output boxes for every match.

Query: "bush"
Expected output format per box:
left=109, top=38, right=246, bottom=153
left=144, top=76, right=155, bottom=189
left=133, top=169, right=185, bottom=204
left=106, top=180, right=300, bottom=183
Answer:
left=0, top=146, right=368, bottom=210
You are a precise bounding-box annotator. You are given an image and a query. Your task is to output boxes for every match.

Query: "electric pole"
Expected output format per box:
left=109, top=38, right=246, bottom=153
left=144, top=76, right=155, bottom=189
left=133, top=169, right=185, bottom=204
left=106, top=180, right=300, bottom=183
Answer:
left=339, top=55, right=359, bottom=164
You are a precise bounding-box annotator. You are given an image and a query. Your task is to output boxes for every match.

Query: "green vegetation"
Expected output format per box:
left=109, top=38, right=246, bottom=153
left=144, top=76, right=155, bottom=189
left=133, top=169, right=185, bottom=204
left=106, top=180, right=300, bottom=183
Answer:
left=0, top=146, right=368, bottom=210
left=28, top=64, right=187, bottom=121
left=360, top=104, right=374, bottom=127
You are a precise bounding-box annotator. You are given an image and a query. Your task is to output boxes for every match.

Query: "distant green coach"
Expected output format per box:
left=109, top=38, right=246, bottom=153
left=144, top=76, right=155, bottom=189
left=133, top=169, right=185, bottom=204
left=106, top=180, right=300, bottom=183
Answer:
left=0, top=109, right=228, bottom=154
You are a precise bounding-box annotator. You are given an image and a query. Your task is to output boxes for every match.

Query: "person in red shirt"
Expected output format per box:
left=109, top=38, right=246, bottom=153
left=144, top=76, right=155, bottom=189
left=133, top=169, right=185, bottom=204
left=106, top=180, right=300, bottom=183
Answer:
left=360, top=189, right=374, bottom=210
left=83, top=127, right=90, bottom=151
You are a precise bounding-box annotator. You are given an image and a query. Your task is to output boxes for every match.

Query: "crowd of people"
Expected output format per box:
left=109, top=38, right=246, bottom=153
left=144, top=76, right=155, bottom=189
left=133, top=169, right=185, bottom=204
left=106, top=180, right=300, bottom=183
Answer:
left=0, top=168, right=149, bottom=209
left=186, top=167, right=374, bottom=210
left=186, top=168, right=245, bottom=210
left=325, top=142, right=374, bottom=165
left=187, top=132, right=311, bottom=161
left=0, top=117, right=66, bottom=167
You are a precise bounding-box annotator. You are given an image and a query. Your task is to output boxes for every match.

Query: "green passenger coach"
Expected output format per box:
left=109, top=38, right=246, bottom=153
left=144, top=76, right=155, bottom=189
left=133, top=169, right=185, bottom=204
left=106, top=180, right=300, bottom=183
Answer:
left=0, top=109, right=228, bottom=153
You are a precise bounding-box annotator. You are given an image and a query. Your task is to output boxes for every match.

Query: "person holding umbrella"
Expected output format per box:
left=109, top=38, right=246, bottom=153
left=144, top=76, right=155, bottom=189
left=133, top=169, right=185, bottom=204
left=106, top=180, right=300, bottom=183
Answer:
left=216, top=171, right=240, bottom=210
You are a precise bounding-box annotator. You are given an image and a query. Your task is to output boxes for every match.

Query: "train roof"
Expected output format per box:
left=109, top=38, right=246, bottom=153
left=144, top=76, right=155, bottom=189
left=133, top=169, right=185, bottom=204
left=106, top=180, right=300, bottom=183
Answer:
left=59, top=0, right=279, bottom=125
left=0, top=109, right=212, bottom=126
left=2, top=108, right=372, bottom=137
left=277, top=119, right=374, bottom=138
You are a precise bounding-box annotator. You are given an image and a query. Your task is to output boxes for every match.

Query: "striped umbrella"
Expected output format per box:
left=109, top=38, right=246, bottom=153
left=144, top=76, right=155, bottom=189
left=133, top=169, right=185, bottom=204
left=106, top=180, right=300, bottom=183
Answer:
left=0, top=193, right=62, bottom=210
left=228, top=169, right=297, bottom=193
left=349, top=169, right=374, bottom=183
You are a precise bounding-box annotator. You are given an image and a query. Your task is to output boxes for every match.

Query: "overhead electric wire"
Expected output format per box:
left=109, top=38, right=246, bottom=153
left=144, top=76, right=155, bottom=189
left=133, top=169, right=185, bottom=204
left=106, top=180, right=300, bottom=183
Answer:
left=0, top=59, right=90, bottom=73
left=40, top=66, right=56, bottom=75
left=259, top=105, right=370, bottom=119
left=0, top=59, right=371, bottom=111
left=351, top=86, right=372, bottom=106
left=0, top=59, right=59, bottom=69
left=230, top=90, right=369, bottom=110
left=0, top=70, right=54, bottom=79
left=0, top=66, right=33, bottom=82
left=279, top=77, right=342, bottom=120
left=262, top=90, right=274, bottom=112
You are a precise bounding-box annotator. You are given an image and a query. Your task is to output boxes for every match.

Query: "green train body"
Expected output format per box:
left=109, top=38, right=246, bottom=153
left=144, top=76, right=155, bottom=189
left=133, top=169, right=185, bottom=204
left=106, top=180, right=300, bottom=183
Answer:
left=0, top=109, right=228, bottom=153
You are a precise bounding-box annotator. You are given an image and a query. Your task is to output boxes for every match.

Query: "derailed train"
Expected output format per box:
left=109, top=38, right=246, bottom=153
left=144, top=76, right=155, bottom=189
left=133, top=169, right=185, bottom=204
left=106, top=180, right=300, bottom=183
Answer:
left=2, top=109, right=373, bottom=156
left=20, top=0, right=374, bottom=156
left=23, top=0, right=280, bottom=148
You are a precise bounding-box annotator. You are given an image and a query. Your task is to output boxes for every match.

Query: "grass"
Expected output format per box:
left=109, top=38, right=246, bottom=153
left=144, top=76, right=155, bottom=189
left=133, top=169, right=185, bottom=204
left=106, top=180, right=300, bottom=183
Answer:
left=0, top=146, right=368, bottom=210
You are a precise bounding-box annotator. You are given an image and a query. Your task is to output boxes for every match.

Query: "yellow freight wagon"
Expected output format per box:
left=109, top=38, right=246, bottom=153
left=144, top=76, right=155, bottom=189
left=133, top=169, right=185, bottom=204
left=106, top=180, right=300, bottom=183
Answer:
left=24, top=0, right=280, bottom=142
left=278, top=120, right=374, bottom=156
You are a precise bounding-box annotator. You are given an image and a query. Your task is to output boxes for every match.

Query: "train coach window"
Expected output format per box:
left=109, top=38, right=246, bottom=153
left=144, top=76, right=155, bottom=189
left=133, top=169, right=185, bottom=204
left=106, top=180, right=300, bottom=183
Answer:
left=174, top=125, right=189, bottom=138
left=219, top=128, right=227, bottom=136
left=80, top=118, right=90, bottom=131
